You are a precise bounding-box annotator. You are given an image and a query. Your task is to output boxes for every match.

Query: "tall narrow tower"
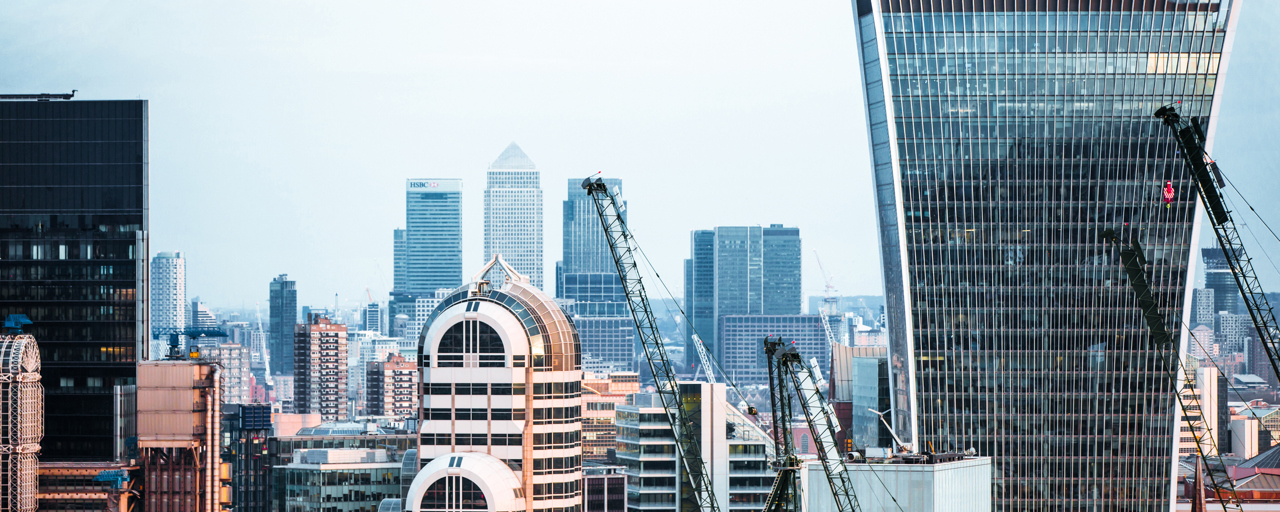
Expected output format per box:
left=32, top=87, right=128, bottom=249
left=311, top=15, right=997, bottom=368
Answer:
left=484, top=143, right=544, bottom=289
left=150, top=252, right=187, bottom=339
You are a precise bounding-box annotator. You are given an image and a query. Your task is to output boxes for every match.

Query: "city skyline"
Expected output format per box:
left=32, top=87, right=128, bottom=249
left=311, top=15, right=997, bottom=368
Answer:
left=5, top=2, right=1280, bottom=511
left=4, top=3, right=1272, bottom=310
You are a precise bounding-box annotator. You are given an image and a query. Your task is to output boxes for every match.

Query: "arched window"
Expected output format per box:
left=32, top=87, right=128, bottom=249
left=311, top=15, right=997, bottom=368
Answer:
left=421, top=475, right=489, bottom=511
left=437, top=320, right=505, bottom=368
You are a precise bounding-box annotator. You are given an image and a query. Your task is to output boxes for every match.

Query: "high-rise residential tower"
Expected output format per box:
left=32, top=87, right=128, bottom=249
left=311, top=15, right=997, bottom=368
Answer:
left=0, top=97, right=148, bottom=461
left=1203, top=248, right=1240, bottom=314
left=405, top=179, right=463, bottom=293
left=406, top=256, right=581, bottom=512
left=484, top=143, right=544, bottom=289
left=268, top=274, right=297, bottom=376
left=150, top=252, right=187, bottom=338
left=853, top=3, right=1240, bottom=508
left=293, top=315, right=348, bottom=421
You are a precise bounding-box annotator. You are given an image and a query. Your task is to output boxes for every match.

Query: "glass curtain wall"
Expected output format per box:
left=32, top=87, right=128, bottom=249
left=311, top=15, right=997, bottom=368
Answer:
left=854, top=0, right=1238, bottom=509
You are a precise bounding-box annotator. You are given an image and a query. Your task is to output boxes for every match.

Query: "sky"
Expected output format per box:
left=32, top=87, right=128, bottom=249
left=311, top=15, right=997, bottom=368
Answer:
left=1, top=1, right=1279, bottom=309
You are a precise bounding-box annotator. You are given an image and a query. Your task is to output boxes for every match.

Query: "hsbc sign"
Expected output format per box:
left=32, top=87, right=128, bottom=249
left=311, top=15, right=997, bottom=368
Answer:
left=407, top=179, right=461, bottom=192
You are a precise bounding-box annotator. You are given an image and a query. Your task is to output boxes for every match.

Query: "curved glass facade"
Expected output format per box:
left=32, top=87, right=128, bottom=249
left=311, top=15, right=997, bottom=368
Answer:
left=854, top=0, right=1238, bottom=509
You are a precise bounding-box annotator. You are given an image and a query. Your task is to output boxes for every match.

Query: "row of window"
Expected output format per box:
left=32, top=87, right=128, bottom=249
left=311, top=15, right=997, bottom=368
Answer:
left=882, top=12, right=1223, bottom=34
left=419, top=433, right=524, bottom=446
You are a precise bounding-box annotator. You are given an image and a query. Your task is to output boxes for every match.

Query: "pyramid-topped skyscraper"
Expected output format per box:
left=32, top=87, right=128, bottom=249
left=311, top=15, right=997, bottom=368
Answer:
left=484, top=142, right=544, bottom=289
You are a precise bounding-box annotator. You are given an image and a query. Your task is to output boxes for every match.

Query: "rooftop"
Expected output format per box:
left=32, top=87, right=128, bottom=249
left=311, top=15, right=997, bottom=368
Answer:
left=489, top=142, right=535, bottom=169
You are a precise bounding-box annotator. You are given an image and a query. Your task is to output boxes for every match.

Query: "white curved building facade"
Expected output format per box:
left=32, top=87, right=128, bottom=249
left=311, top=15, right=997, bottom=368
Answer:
left=407, top=256, right=582, bottom=512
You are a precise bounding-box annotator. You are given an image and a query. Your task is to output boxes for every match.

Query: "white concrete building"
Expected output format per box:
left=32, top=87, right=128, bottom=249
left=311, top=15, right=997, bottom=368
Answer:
left=616, top=383, right=775, bottom=512
left=483, top=143, right=544, bottom=290
left=801, top=457, right=993, bottom=512
left=150, top=251, right=186, bottom=338
left=405, top=255, right=581, bottom=512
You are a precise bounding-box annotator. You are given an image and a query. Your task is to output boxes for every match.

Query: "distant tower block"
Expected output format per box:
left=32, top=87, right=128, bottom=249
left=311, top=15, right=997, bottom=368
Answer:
left=0, top=333, right=42, bottom=512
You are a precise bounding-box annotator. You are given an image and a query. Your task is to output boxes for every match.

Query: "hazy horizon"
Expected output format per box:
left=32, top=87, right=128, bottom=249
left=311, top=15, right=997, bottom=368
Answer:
left=3, top=1, right=1279, bottom=310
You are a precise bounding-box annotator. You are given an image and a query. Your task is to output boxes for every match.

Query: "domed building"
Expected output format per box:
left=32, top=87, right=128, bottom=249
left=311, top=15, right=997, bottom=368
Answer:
left=406, top=256, right=582, bottom=512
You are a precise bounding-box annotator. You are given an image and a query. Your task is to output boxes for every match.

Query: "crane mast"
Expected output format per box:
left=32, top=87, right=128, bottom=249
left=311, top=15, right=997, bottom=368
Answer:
left=762, top=337, right=801, bottom=512
left=773, top=342, right=861, bottom=512
left=581, top=177, right=721, bottom=512
left=1154, top=105, right=1280, bottom=383
left=1103, top=230, right=1241, bottom=510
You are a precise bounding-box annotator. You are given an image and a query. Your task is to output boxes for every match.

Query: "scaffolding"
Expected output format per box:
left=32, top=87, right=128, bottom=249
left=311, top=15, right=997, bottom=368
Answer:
left=0, top=334, right=42, bottom=512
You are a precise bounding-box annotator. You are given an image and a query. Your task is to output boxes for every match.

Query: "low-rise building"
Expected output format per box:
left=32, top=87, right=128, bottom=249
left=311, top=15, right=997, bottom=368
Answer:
left=582, top=372, right=640, bottom=461
left=137, top=360, right=225, bottom=512
left=583, top=461, right=627, bottom=512
left=223, top=404, right=273, bottom=512
left=277, top=449, right=401, bottom=512
left=801, top=456, right=993, bottom=512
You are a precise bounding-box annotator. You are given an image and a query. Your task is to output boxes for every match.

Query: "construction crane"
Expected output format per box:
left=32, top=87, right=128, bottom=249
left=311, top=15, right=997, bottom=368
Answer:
left=1154, top=105, right=1280, bottom=385
left=254, top=302, right=273, bottom=386
left=690, top=334, right=717, bottom=384
left=762, top=337, right=802, bottom=512
left=152, top=327, right=229, bottom=360
left=582, top=177, right=722, bottom=512
left=813, top=251, right=842, bottom=346
left=762, top=336, right=860, bottom=512
left=1103, top=230, right=1241, bottom=510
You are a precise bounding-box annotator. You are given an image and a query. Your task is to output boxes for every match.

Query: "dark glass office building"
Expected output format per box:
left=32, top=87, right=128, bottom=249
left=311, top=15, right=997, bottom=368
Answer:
left=854, top=0, right=1238, bottom=509
left=268, top=274, right=297, bottom=376
left=0, top=98, right=147, bottom=461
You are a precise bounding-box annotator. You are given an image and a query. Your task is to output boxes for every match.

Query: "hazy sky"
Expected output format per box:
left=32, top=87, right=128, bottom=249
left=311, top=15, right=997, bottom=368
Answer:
left=2, top=2, right=1279, bottom=310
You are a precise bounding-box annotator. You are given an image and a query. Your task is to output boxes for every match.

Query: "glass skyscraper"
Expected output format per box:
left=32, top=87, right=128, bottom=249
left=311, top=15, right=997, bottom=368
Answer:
left=684, top=226, right=802, bottom=364
left=269, top=274, right=297, bottom=376
left=762, top=224, right=802, bottom=315
left=405, top=179, right=462, bottom=293
left=0, top=98, right=147, bottom=460
left=854, top=0, right=1239, bottom=508
left=560, top=178, right=635, bottom=373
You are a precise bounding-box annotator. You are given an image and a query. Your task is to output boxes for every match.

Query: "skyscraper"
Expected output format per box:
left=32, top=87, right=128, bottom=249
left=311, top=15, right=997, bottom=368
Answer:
left=561, top=178, right=635, bottom=374
left=686, top=230, right=716, bottom=367
left=406, top=256, right=581, bottom=512
left=150, top=251, right=187, bottom=337
left=484, top=143, right=543, bottom=289
left=405, top=179, right=462, bottom=293
left=684, top=226, right=801, bottom=361
left=393, top=228, right=407, bottom=293
left=763, top=224, right=802, bottom=315
left=0, top=97, right=148, bottom=461
left=268, top=274, right=297, bottom=376
left=563, top=178, right=623, bottom=275
left=1203, top=248, right=1240, bottom=314
left=853, top=3, right=1239, bottom=508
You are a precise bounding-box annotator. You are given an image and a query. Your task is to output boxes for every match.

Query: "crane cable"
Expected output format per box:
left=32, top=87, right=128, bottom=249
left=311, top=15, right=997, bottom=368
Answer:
left=625, top=221, right=755, bottom=413
left=1219, top=187, right=1280, bottom=280
left=628, top=204, right=908, bottom=512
